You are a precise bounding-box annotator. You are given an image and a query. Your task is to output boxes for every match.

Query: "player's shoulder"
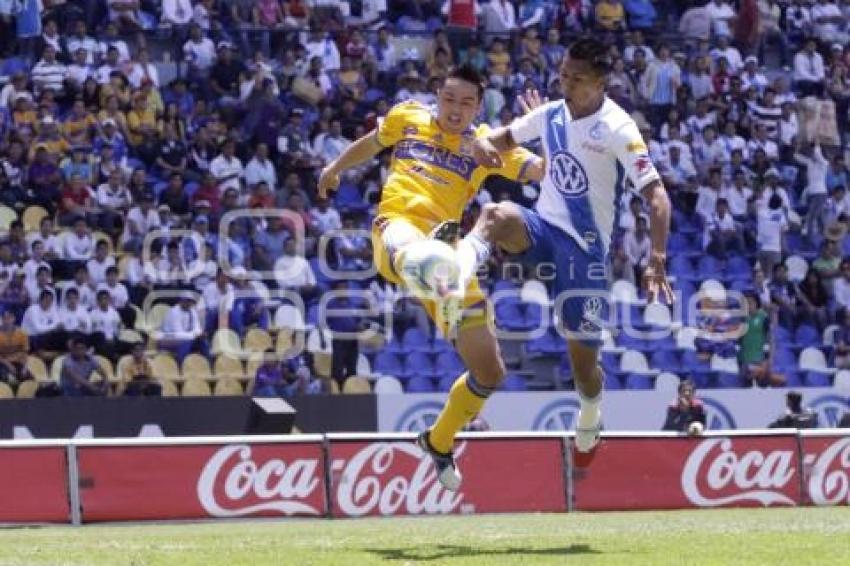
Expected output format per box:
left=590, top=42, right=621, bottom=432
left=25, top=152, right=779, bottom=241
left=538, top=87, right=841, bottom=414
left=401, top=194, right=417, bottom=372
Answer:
left=600, top=98, right=638, bottom=133
left=388, top=99, right=430, bottom=119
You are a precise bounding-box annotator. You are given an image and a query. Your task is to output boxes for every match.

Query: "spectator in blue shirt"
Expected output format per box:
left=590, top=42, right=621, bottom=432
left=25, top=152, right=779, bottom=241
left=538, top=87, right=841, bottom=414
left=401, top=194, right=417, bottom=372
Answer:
left=623, top=0, right=658, bottom=30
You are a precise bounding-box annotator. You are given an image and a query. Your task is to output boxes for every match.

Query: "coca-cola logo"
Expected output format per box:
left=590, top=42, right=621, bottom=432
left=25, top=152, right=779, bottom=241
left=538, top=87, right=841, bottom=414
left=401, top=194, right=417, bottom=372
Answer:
left=333, top=442, right=465, bottom=517
left=807, top=437, right=850, bottom=506
left=197, top=444, right=322, bottom=517
left=681, top=438, right=796, bottom=507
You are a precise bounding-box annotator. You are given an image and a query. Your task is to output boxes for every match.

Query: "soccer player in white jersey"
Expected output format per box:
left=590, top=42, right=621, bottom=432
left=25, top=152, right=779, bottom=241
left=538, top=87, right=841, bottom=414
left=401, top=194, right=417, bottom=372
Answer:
left=457, top=37, right=674, bottom=457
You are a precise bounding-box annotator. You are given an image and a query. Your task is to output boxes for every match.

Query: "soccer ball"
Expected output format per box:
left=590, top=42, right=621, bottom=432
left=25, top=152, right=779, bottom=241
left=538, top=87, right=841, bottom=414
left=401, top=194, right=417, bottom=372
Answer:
left=688, top=422, right=705, bottom=436
left=399, top=239, right=460, bottom=298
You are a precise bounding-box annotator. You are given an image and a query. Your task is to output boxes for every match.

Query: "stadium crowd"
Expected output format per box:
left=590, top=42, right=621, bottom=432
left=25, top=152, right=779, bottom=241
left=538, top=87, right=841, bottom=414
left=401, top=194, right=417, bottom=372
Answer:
left=0, top=0, right=849, bottom=400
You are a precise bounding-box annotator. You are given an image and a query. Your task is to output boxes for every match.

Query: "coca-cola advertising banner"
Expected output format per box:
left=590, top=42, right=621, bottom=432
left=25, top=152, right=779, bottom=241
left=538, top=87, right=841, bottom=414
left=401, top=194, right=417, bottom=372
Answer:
left=0, top=447, right=69, bottom=523
left=328, top=439, right=567, bottom=517
left=574, top=435, right=802, bottom=511
left=77, top=442, right=327, bottom=522
left=800, top=433, right=850, bottom=506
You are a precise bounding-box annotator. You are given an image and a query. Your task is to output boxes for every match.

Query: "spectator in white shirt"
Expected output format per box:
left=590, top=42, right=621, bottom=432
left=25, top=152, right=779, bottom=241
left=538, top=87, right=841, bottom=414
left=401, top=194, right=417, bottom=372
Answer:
left=23, top=241, right=51, bottom=289
left=158, top=294, right=208, bottom=362
left=162, top=0, right=193, bottom=26
left=121, top=192, right=160, bottom=250
left=310, top=197, right=342, bottom=236
left=22, top=290, right=63, bottom=353
left=624, top=216, right=652, bottom=283
left=696, top=169, right=724, bottom=223
left=25, top=266, right=57, bottom=309
left=794, top=38, right=826, bottom=97
left=304, top=29, right=341, bottom=72
left=59, top=288, right=92, bottom=336
left=721, top=170, right=754, bottom=219
left=201, top=269, right=233, bottom=333
left=86, top=241, right=116, bottom=287
left=183, top=24, right=216, bottom=75
left=156, top=240, right=191, bottom=288
left=821, top=185, right=850, bottom=229
left=95, top=168, right=132, bottom=238
left=796, top=143, right=830, bottom=239
left=778, top=102, right=799, bottom=149
left=747, top=123, right=779, bottom=161
left=710, top=34, right=742, bottom=70
left=64, top=217, right=95, bottom=261
left=31, top=45, right=68, bottom=97
left=481, top=0, right=516, bottom=41
left=97, top=266, right=133, bottom=326
left=274, top=237, right=319, bottom=302
left=320, top=120, right=352, bottom=166
left=127, top=48, right=160, bottom=89
left=618, top=196, right=646, bottom=235
left=209, top=139, right=244, bottom=196
left=26, top=217, right=63, bottom=260
left=811, top=0, right=849, bottom=44
left=705, top=0, right=736, bottom=38
left=89, top=289, right=127, bottom=361
left=244, top=143, right=277, bottom=190
left=757, top=194, right=789, bottom=276
left=65, top=265, right=97, bottom=311
left=705, top=199, right=744, bottom=257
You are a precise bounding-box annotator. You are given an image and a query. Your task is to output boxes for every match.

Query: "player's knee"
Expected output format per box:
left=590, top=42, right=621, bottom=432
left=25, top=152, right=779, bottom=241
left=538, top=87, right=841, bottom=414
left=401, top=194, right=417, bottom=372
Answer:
left=470, top=356, right=506, bottom=389
left=573, top=364, right=601, bottom=387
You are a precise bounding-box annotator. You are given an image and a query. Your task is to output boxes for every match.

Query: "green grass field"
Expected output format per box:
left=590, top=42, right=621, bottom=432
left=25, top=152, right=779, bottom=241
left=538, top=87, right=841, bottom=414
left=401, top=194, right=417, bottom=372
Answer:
left=0, top=508, right=847, bottom=566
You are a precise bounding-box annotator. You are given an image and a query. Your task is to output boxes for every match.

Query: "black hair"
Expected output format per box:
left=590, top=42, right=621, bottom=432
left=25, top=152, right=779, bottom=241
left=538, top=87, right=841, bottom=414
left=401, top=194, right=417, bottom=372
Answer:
left=768, top=194, right=783, bottom=210
left=568, top=37, right=612, bottom=76
left=96, top=290, right=110, bottom=300
left=445, top=64, right=486, bottom=99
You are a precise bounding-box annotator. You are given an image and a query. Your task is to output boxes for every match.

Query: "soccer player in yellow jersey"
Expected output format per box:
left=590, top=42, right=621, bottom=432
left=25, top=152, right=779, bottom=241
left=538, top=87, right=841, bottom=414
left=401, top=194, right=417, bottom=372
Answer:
left=318, top=65, right=543, bottom=490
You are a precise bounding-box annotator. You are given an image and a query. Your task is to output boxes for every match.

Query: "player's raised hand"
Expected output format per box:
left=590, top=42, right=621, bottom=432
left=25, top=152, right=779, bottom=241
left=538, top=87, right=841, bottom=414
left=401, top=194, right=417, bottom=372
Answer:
left=643, top=253, right=675, bottom=305
left=517, top=89, right=547, bottom=115
left=317, top=165, right=341, bottom=199
left=472, top=137, right=503, bottom=169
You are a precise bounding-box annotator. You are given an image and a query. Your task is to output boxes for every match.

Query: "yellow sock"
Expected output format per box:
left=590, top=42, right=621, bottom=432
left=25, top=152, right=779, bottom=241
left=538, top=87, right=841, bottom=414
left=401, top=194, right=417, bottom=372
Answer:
left=428, top=372, right=492, bottom=454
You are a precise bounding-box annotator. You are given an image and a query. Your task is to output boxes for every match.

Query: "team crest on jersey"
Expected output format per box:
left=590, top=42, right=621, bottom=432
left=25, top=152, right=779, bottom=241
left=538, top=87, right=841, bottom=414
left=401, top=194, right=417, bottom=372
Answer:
left=403, top=126, right=419, bottom=136
left=550, top=151, right=589, bottom=198
left=589, top=121, right=607, bottom=140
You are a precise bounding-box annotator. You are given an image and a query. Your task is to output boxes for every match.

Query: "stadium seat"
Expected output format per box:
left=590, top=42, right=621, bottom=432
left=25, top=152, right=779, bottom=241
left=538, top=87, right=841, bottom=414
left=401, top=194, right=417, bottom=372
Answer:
left=244, top=329, right=273, bottom=354
left=794, top=325, right=820, bottom=349
left=697, top=256, right=721, bottom=278
left=16, top=380, right=39, bottom=399
left=783, top=372, right=803, bottom=387
left=211, top=329, right=242, bottom=357
left=343, top=376, right=372, bottom=394
left=655, top=372, right=681, bottom=393
left=306, top=328, right=333, bottom=354
left=676, top=327, right=698, bottom=350
left=273, top=304, right=307, bottom=331
left=710, top=354, right=739, bottom=374
left=94, top=355, right=117, bottom=384
left=214, top=360, right=245, bottom=379
left=437, top=375, right=455, bottom=392
left=650, top=350, right=681, bottom=373
left=699, top=279, right=726, bottom=302
left=404, top=351, right=436, bottom=379
left=773, top=348, right=798, bottom=372
left=406, top=376, right=435, bottom=393
left=50, top=356, right=65, bottom=382
left=151, top=353, right=180, bottom=383
left=603, top=373, right=624, bottom=390
left=25, top=356, right=49, bottom=382
left=356, top=354, right=371, bottom=376
left=799, top=347, right=834, bottom=374
left=313, top=352, right=332, bottom=378
left=182, top=354, right=212, bottom=381
left=823, top=325, right=841, bottom=347
left=804, top=372, right=832, bottom=387
left=181, top=380, right=211, bottom=396
left=619, top=350, right=655, bottom=375
left=716, top=371, right=745, bottom=388
left=643, top=303, right=673, bottom=329
left=373, top=376, right=404, bottom=394
left=521, top=280, right=550, bottom=305
left=724, top=255, right=752, bottom=281
left=436, top=351, right=465, bottom=376
left=625, top=373, right=653, bottom=390
left=402, top=327, right=431, bottom=353
left=244, top=355, right=264, bottom=381
left=373, top=351, right=404, bottom=377
left=784, top=255, right=808, bottom=283
left=214, top=378, right=243, bottom=396
left=22, top=205, right=48, bottom=232
left=0, top=205, right=17, bottom=231
left=611, top=279, right=640, bottom=304
left=0, top=381, right=13, bottom=399
left=833, top=370, right=850, bottom=391
left=502, top=374, right=528, bottom=391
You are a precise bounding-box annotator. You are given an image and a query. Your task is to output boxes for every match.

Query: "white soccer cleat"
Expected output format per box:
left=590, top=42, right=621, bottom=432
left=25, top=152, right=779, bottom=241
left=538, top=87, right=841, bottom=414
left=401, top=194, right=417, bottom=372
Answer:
left=417, top=431, right=462, bottom=492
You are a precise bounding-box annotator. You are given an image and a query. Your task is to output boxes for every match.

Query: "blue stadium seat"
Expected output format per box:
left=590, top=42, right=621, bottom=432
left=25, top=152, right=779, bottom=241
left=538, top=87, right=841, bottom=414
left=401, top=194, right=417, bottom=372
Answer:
left=625, top=373, right=653, bottom=390
left=689, top=370, right=716, bottom=389
left=501, top=374, right=528, bottom=391
left=601, top=352, right=620, bottom=375
left=603, top=373, right=624, bottom=390
left=651, top=350, right=681, bottom=372
left=404, top=351, right=436, bottom=378
left=402, top=327, right=431, bottom=353
left=698, top=256, right=721, bottom=277
left=436, top=351, right=465, bottom=375
left=725, top=255, right=752, bottom=280
left=407, top=376, right=436, bottom=393
left=773, top=348, right=798, bottom=372
left=794, top=325, right=819, bottom=349
left=432, top=338, right=453, bottom=354
left=524, top=303, right=544, bottom=329
left=784, top=372, right=803, bottom=387
left=716, top=371, right=745, bottom=388
left=618, top=333, right=649, bottom=352
left=773, top=325, right=793, bottom=343
left=525, top=333, right=550, bottom=356
left=804, top=371, right=832, bottom=387
left=437, top=375, right=455, bottom=392
left=374, top=352, right=404, bottom=378
left=670, top=256, right=696, bottom=280
left=496, top=301, right=527, bottom=331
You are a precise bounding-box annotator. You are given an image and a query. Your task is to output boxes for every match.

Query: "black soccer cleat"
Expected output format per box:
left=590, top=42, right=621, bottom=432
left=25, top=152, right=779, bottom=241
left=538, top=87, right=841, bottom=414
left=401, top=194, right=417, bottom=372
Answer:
left=429, top=220, right=461, bottom=246
left=416, top=431, right=462, bottom=491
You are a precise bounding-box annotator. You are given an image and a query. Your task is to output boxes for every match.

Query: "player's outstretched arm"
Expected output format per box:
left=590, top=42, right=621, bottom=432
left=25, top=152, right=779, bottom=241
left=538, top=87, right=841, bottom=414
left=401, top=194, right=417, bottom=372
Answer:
left=472, top=127, right=518, bottom=170
left=318, top=130, right=384, bottom=198
left=641, top=179, right=675, bottom=304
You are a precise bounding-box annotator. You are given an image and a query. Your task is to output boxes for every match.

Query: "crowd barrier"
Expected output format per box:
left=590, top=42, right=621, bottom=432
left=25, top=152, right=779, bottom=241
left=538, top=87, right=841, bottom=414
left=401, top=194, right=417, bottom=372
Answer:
left=1, top=430, right=848, bottom=525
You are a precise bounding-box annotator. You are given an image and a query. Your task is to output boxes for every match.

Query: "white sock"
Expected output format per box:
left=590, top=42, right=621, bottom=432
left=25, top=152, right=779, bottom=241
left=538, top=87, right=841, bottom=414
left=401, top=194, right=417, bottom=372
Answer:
left=578, top=390, right=602, bottom=429
left=456, top=232, right=492, bottom=286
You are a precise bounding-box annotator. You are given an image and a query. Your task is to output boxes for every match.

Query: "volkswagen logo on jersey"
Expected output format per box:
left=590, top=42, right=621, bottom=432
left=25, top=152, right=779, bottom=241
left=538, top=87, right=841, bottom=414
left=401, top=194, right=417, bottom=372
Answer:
left=809, top=395, right=850, bottom=427
left=699, top=397, right=738, bottom=430
left=550, top=151, right=589, bottom=198
left=395, top=401, right=445, bottom=432
left=532, top=398, right=581, bottom=430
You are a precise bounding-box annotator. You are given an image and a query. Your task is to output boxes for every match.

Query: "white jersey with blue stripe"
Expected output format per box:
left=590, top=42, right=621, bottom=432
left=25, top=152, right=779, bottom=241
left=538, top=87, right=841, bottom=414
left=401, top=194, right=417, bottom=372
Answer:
left=509, top=97, right=660, bottom=256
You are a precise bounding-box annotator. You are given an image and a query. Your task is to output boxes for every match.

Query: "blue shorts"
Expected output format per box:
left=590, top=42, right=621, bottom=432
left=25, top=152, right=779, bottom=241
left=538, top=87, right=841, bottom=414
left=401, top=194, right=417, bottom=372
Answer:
left=518, top=207, right=610, bottom=347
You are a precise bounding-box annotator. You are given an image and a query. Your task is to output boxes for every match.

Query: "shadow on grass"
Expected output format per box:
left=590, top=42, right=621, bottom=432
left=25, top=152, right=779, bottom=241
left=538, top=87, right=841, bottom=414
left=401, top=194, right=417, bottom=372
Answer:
left=367, top=543, right=599, bottom=561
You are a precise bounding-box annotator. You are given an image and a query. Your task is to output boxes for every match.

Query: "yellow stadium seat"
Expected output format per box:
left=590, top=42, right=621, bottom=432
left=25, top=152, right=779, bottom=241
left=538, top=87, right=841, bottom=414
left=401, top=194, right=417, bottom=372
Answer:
left=16, top=380, right=39, bottom=398
left=0, top=381, right=13, bottom=399
left=159, top=380, right=179, bottom=397
left=342, top=376, right=372, bottom=394
left=244, top=328, right=273, bottom=354
left=0, top=205, right=17, bottom=231
left=130, top=304, right=146, bottom=332
left=26, top=355, right=49, bottom=382
left=214, top=377, right=243, bottom=396
left=211, top=328, right=242, bottom=357
left=181, top=380, right=211, bottom=396
left=182, top=353, right=212, bottom=381
left=214, top=355, right=244, bottom=379
left=94, top=355, right=116, bottom=383
left=147, top=303, right=170, bottom=332
left=313, top=352, right=332, bottom=378
left=329, top=378, right=340, bottom=394
left=22, top=205, right=49, bottom=232
left=117, top=255, right=133, bottom=280
left=119, top=329, right=144, bottom=344
left=150, top=353, right=180, bottom=382
left=51, top=355, right=66, bottom=382
left=244, top=354, right=265, bottom=380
